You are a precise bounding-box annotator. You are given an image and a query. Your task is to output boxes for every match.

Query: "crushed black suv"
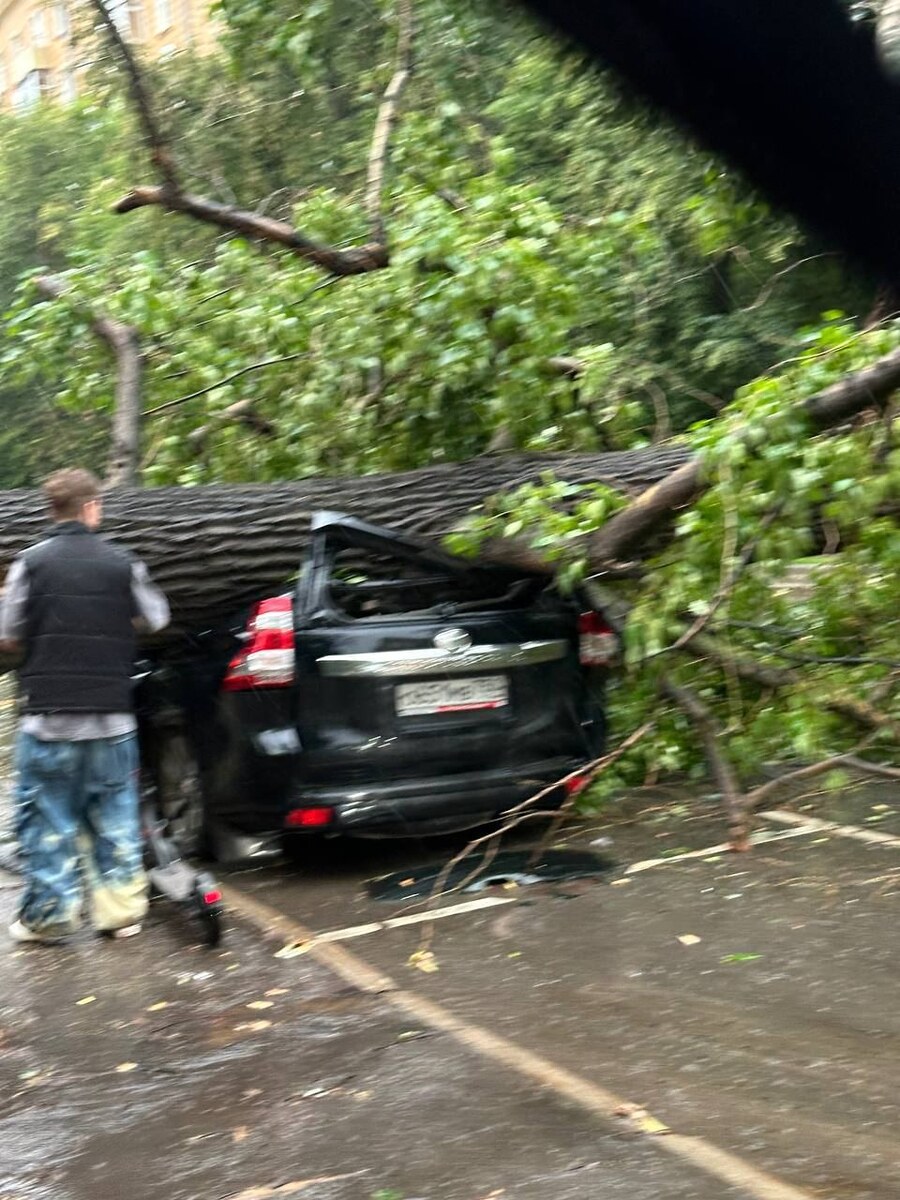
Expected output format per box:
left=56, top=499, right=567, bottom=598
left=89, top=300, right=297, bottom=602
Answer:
left=138, top=513, right=618, bottom=861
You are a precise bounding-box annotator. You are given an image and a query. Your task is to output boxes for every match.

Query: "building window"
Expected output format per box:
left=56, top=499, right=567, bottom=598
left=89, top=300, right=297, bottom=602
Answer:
left=53, top=3, right=69, bottom=38
left=155, top=0, right=172, bottom=33
left=30, top=10, right=48, bottom=47
left=12, top=69, right=51, bottom=110
left=10, top=34, right=24, bottom=59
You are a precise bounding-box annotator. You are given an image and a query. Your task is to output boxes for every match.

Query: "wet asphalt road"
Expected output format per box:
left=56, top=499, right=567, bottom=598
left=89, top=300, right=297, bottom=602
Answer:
left=2, top=875, right=747, bottom=1200
left=222, top=783, right=900, bottom=1200
left=2, top=781, right=899, bottom=1199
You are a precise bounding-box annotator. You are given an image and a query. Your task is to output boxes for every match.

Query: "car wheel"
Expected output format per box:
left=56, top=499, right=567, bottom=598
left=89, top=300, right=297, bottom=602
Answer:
left=150, top=730, right=211, bottom=860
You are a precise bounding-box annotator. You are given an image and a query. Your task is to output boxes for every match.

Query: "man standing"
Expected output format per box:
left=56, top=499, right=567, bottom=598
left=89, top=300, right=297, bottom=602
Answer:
left=1, top=469, right=170, bottom=944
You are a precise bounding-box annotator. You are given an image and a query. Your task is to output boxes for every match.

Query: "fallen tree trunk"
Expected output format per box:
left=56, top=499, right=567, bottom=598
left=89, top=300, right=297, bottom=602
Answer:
left=0, top=448, right=689, bottom=631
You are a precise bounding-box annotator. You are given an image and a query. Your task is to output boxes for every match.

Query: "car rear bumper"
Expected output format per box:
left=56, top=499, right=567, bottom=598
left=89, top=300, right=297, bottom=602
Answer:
left=284, top=756, right=590, bottom=837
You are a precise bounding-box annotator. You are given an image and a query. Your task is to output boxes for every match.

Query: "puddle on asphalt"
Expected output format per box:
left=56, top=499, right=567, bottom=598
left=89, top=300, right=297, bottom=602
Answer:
left=367, top=848, right=615, bottom=901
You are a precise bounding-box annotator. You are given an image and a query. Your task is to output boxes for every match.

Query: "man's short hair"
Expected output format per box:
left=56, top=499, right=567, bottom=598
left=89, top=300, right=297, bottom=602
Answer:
left=43, top=469, right=101, bottom=521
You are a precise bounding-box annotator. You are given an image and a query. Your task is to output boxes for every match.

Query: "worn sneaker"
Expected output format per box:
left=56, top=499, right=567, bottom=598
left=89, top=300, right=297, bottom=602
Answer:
left=8, top=919, right=64, bottom=945
left=99, top=923, right=142, bottom=940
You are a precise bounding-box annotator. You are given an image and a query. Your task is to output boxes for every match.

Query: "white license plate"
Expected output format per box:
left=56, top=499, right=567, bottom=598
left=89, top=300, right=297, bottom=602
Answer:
left=395, top=675, right=509, bottom=717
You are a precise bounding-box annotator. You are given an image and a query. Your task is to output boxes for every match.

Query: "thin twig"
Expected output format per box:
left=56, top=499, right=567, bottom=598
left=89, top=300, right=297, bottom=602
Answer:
left=666, top=504, right=783, bottom=655
left=143, top=353, right=309, bottom=416
left=419, top=721, right=654, bottom=920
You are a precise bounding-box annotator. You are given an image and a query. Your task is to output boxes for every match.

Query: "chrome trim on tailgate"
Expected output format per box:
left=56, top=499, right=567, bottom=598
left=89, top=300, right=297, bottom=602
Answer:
left=316, top=640, right=568, bottom=678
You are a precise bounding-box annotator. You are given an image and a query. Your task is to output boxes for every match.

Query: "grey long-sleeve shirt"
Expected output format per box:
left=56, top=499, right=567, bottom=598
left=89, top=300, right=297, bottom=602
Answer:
left=0, top=555, right=170, bottom=741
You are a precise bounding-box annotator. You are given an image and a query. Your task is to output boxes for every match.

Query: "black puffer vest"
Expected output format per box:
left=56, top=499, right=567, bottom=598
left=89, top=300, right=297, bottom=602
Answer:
left=19, top=523, right=137, bottom=714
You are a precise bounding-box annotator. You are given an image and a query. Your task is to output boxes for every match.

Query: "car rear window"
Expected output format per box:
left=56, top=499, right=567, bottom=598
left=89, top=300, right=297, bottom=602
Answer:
left=327, top=546, right=544, bottom=620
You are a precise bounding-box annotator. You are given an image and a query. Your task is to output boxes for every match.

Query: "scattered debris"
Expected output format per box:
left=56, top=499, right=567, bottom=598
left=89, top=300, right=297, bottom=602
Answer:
left=408, top=949, right=439, bottom=974
left=224, top=1174, right=369, bottom=1200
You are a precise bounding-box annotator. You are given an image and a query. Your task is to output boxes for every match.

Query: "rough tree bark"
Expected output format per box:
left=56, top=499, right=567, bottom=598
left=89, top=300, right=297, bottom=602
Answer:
left=0, top=334, right=896, bottom=632
left=0, top=449, right=690, bottom=631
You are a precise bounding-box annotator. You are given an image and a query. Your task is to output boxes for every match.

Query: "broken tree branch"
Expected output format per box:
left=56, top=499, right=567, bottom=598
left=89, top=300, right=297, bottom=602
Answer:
left=841, top=756, right=900, bottom=781
left=413, top=720, right=655, bottom=954
left=674, top=631, right=793, bottom=691
left=87, top=0, right=180, bottom=198
left=824, top=693, right=900, bottom=742
left=112, top=188, right=388, bottom=275
left=660, top=677, right=747, bottom=849
left=804, top=344, right=900, bottom=428
left=93, top=0, right=413, bottom=275
left=188, top=400, right=278, bottom=455
left=587, top=344, right=900, bottom=570
left=35, top=274, right=143, bottom=488
left=745, top=742, right=875, bottom=812
left=676, top=631, right=900, bottom=742
left=365, top=0, right=415, bottom=244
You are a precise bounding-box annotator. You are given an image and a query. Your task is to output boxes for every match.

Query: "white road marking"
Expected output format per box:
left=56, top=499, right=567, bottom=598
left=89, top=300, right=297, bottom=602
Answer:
left=761, top=808, right=900, bottom=849
left=625, top=825, right=819, bottom=874
left=275, top=894, right=516, bottom=952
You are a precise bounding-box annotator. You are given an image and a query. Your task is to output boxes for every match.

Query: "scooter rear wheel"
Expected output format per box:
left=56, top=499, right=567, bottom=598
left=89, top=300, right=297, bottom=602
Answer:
left=191, top=874, right=224, bottom=947
left=196, top=899, right=223, bottom=948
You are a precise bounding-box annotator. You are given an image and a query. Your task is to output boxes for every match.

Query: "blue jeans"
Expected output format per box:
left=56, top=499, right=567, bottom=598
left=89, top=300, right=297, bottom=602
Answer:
left=15, top=732, right=147, bottom=937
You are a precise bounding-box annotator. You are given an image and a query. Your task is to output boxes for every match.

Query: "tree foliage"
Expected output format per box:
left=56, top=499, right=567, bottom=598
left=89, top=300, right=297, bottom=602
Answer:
left=451, top=316, right=900, bottom=807
left=0, top=0, right=896, bottom=828
left=0, top=1, right=871, bottom=480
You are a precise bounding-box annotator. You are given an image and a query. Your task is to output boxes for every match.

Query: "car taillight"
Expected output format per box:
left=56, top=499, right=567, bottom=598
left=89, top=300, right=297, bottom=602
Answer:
left=285, top=807, right=334, bottom=829
left=579, top=611, right=618, bottom=667
left=222, top=595, right=295, bottom=691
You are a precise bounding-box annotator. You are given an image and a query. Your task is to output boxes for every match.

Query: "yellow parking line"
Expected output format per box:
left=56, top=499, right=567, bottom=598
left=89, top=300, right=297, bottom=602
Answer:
left=220, top=882, right=816, bottom=1200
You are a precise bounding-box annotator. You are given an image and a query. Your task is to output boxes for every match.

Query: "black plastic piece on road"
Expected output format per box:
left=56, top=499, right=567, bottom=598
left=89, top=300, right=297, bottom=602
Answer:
left=367, top=848, right=615, bottom=901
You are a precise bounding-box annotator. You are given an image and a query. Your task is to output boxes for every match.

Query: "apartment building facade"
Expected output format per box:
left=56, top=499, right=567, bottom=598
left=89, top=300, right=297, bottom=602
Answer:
left=0, top=0, right=217, bottom=111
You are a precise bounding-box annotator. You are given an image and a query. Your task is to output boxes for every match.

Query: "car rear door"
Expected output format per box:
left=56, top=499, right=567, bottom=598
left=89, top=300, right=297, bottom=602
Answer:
left=290, top=513, right=603, bottom=788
